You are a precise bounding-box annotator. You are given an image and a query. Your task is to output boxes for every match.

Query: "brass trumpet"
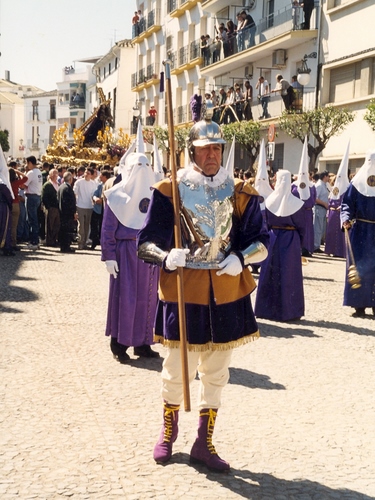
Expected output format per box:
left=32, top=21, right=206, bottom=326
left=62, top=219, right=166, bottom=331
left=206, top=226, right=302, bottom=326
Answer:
left=344, top=227, right=361, bottom=289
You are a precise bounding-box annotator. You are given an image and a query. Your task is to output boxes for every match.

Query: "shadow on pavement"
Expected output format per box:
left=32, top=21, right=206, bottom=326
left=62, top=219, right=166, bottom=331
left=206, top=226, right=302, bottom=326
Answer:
left=303, top=275, right=336, bottom=282
left=229, top=367, right=285, bottom=390
left=208, top=467, right=373, bottom=500
left=0, top=248, right=59, bottom=313
left=257, top=322, right=319, bottom=339
left=114, top=356, right=163, bottom=372
left=0, top=252, right=39, bottom=313
left=161, top=455, right=371, bottom=499
left=292, top=318, right=375, bottom=337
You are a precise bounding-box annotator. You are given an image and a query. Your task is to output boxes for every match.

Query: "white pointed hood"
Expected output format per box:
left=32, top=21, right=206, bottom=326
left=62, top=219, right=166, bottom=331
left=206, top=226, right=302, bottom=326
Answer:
left=105, top=153, right=156, bottom=229
left=118, top=140, right=136, bottom=177
left=255, top=139, right=273, bottom=209
left=153, top=135, right=164, bottom=182
left=330, top=141, right=350, bottom=200
left=224, top=136, right=235, bottom=179
left=136, top=120, right=145, bottom=154
left=351, top=149, right=375, bottom=197
left=0, top=145, right=14, bottom=199
left=266, top=169, right=304, bottom=217
left=293, top=137, right=311, bottom=201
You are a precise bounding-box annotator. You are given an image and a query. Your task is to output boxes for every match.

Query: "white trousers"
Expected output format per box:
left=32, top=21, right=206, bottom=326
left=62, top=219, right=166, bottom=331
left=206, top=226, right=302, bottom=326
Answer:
left=161, top=347, right=233, bottom=410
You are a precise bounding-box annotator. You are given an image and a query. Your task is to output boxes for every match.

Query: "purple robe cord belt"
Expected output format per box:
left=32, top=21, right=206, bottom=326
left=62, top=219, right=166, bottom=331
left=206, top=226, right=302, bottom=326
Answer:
left=356, top=218, right=375, bottom=223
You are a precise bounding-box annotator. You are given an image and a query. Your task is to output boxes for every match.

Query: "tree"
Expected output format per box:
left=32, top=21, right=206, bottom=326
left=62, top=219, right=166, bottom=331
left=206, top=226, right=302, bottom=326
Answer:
left=143, top=125, right=190, bottom=168
left=364, top=99, right=375, bottom=132
left=221, top=120, right=262, bottom=172
left=279, top=106, right=355, bottom=171
left=0, top=129, right=10, bottom=152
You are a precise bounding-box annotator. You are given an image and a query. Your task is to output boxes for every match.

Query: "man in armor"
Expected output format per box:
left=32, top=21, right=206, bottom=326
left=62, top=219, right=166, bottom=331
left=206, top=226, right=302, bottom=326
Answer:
left=137, top=111, right=269, bottom=472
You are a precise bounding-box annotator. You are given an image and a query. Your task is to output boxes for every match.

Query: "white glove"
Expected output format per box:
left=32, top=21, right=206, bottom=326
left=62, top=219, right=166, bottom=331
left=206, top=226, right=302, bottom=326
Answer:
left=105, top=260, right=119, bottom=279
left=165, top=248, right=190, bottom=271
left=216, top=254, right=242, bottom=277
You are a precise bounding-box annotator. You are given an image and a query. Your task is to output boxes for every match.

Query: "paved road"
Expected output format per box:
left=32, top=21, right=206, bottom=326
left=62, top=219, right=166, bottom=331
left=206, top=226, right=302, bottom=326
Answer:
left=1, top=246, right=374, bottom=499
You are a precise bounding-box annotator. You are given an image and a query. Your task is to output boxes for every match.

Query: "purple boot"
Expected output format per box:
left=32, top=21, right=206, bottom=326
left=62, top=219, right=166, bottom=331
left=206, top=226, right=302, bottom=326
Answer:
left=153, top=402, right=180, bottom=463
left=190, top=408, right=230, bottom=472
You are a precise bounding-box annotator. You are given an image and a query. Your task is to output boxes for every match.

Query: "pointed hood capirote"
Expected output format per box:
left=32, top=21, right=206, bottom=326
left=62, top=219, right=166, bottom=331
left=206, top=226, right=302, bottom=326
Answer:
left=153, top=135, right=164, bottom=182
left=224, top=136, right=236, bottom=180
left=329, top=141, right=350, bottom=200
left=266, top=169, right=304, bottom=217
left=351, top=149, right=375, bottom=197
left=293, top=136, right=311, bottom=201
left=254, top=139, right=273, bottom=209
left=105, top=153, right=157, bottom=229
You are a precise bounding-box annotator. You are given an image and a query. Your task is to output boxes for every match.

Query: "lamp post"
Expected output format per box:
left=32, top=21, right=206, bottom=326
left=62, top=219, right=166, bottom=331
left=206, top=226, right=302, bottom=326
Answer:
left=297, top=52, right=317, bottom=86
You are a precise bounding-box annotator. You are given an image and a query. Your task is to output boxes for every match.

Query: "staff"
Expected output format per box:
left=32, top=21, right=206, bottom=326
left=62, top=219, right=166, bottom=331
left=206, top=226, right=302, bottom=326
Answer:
left=163, top=59, right=191, bottom=412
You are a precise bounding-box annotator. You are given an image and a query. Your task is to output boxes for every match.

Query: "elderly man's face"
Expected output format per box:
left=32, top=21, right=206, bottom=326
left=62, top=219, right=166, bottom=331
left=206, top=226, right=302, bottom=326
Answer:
left=193, top=144, right=222, bottom=177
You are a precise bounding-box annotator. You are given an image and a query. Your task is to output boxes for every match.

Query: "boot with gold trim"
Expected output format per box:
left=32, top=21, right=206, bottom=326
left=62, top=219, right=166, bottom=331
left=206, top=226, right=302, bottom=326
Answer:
left=153, top=401, right=180, bottom=463
left=190, top=408, right=230, bottom=472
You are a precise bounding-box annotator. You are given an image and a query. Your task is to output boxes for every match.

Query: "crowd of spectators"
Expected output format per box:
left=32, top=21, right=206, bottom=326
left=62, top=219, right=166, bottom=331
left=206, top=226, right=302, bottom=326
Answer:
left=2, top=158, right=117, bottom=256
left=200, top=10, right=256, bottom=66
left=199, top=71, right=302, bottom=125
left=199, top=3, right=314, bottom=68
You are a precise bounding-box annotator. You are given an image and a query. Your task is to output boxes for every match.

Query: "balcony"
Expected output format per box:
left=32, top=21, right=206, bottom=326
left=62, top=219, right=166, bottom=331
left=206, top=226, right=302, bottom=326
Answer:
left=200, top=4, right=318, bottom=78
left=217, top=87, right=315, bottom=125
left=168, top=0, right=200, bottom=18
left=131, top=63, right=161, bottom=91
left=132, top=8, right=161, bottom=43
left=145, top=116, right=155, bottom=126
left=170, top=40, right=202, bottom=75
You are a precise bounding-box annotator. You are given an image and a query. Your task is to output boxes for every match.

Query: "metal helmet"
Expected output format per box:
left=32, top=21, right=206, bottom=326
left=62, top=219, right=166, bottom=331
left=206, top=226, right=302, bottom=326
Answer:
left=187, top=101, right=226, bottom=162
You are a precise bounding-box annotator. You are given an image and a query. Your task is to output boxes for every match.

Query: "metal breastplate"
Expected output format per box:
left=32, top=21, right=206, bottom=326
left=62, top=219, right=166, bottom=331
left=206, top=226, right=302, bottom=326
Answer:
left=179, top=176, right=234, bottom=269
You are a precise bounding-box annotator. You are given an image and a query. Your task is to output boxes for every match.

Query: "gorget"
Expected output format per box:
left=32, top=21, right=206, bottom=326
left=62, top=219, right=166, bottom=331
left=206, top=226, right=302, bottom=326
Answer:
left=178, top=167, right=234, bottom=269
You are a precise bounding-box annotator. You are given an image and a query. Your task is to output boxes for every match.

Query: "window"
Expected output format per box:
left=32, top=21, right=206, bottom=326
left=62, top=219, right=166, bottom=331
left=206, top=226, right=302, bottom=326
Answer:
left=109, top=62, right=111, bottom=74
left=104, top=67, right=106, bottom=78
left=115, top=57, right=118, bottom=70
left=166, top=35, right=173, bottom=52
left=329, top=58, right=374, bottom=102
left=49, top=100, right=56, bottom=120
left=273, top=143, right=284, bottom=171
left=32, top=101, right=39, bottom=121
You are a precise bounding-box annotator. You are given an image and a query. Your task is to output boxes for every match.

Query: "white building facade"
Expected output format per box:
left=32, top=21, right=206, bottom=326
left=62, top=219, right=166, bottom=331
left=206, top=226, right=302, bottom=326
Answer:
left=318, top=0, right=375, bottom=174
left=0, top=74, right=44, bottom=159
left=91, top=40, right=136, bottom=137
left=56, top=64, right=97, bottom=143
left=131, top=0, right=374, bottom=174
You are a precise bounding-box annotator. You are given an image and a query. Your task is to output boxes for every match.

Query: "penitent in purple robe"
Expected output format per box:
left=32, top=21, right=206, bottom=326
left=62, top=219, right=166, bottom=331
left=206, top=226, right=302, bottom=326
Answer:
left=0, top=184, right=13, bottom=250
left=325, top=196, right=346, bottom=257
left=291, top=184, right=316, bottom=253
left=341, top=185, right=375, bottom=308
left=254, top=208, right=305, bottom=322
left=101, top=206, right=159, bottom=347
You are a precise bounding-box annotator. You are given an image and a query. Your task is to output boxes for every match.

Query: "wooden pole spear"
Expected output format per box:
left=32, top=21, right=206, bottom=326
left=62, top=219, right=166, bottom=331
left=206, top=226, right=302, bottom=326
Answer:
left=163, top=60, right=191, bottom=412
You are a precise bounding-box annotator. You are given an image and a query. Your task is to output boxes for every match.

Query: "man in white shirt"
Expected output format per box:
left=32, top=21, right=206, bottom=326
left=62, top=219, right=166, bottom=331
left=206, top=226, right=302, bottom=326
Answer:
left=255, top=76, right=270, bottom=119
left=73, top=167, right=96, bottom=250
left=23, top=156, right=43, bottom=249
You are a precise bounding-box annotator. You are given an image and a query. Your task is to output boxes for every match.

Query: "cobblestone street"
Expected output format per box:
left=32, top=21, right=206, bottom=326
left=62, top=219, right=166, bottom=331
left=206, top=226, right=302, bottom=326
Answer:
left=1, top=246, right=375, bottom=499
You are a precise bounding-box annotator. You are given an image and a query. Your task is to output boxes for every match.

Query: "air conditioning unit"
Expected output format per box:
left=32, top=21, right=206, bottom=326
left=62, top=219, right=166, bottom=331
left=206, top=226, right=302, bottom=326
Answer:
left=244, top=64, right=253, bottom=78
left=272, top=49, right=287, bottom=67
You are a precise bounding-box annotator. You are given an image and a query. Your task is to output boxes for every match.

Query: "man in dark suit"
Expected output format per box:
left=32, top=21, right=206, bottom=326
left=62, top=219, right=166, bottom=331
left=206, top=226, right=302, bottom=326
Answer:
left=57, top=171, right=77, bottom=253
left=302, top=0, right=314, bottom=30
